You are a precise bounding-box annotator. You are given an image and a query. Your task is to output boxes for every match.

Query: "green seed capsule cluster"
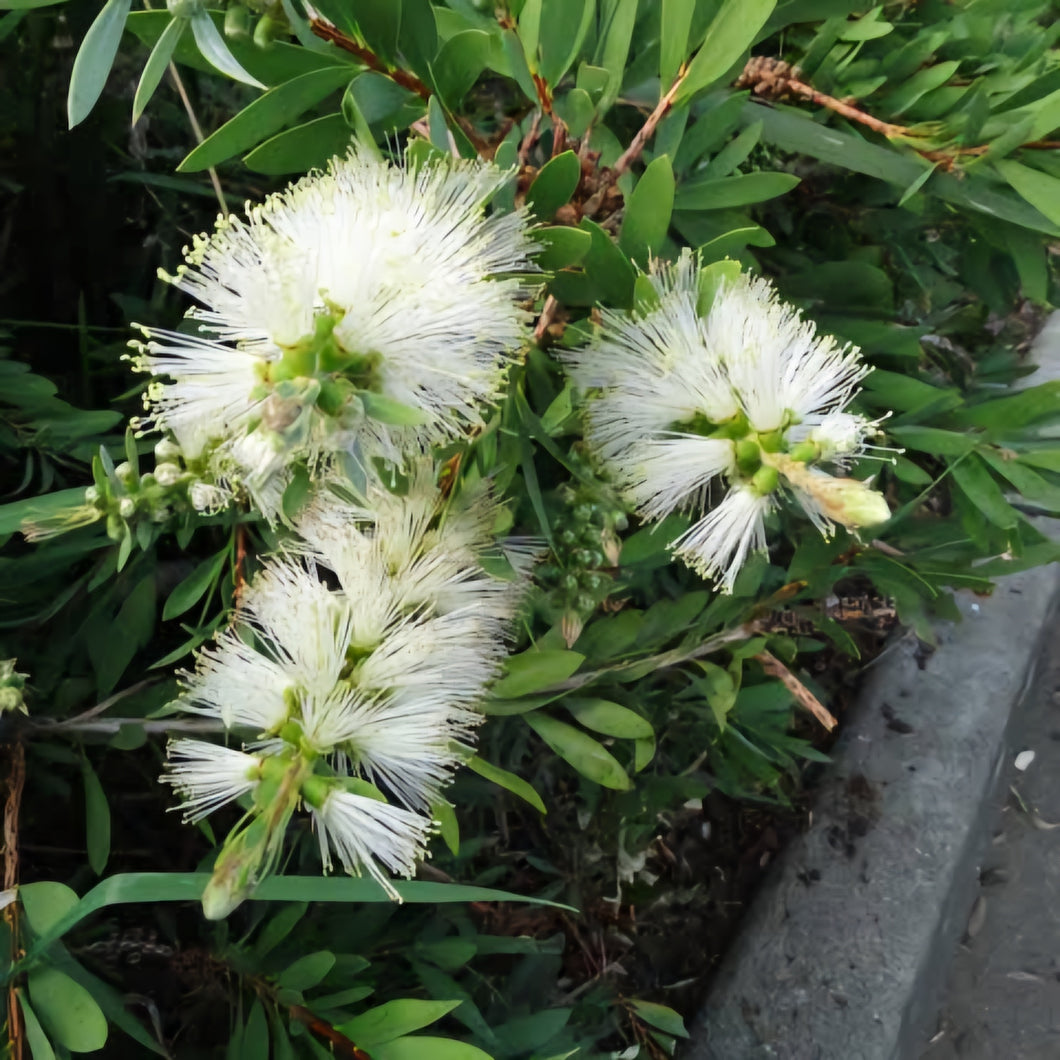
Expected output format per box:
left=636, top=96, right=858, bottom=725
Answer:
left=536, top=481, right=628, bottom=622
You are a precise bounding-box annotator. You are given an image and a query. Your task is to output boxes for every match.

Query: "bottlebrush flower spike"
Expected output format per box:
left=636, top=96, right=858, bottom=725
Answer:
left=564, top=251, right=891, bottom=592
left=129, top=148, right=533, bottom=519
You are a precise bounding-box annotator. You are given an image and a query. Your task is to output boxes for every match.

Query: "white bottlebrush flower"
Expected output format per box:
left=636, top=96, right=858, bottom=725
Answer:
left=128, top=148, right=534, bottom=517
left=565, top=251, right=890, bottom=591
left=162, top=739, right=262, bottom=822
left=310, top=787, right=432, bottom=901
left=297, top=461, right=530, bottom=633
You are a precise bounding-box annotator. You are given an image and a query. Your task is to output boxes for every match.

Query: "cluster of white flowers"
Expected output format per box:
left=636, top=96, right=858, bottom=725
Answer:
left=163, top=468, right=530, bottom=915
left=136, top=148, right=891, bottom=912
left=133, top=150, right=537, bottom=914
left=129, top=148, right=533, bottom=521
left=564, top=251, right=890, bottom=593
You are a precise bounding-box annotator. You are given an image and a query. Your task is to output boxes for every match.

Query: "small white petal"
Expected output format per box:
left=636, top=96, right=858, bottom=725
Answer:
left=671, top=487, right=771, bottom=594
left=162, top=739, right=261, bottom=822
left=311, top=789, right=431, bottom=899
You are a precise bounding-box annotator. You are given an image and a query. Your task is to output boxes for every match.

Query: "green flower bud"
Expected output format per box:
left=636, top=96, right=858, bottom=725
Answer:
left=751, top=465, right=779, bottom=496
left=735, top=438, right=761, bottom=475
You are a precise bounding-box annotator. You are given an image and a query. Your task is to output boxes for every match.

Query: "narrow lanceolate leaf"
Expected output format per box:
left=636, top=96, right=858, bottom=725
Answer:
left=190, top=7, right=264, bottom=89
left=660, top=0, right=695, bottom=90
left=132, top=15, right=185, bottom=125
left=525, top=712, right=632, bottom=790
left=467, top=756, right=547, bottom=814
left=82, top=758, right=111, bottom=875
left=68, top=0, right=133, bottom=128
left=619, top=154, right=675, bottom=265
left=993, top=158, right=1060, bottom=228
left=675, top=0, right=776, bottom=104
left=179, top=65, right=353, bottom=171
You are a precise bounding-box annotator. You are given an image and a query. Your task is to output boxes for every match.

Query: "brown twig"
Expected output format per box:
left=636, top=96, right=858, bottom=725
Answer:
left=534, top=295, right=560, bottom=343
left=613, top=62, right=690, bottom=178
left=233, top=523, right=248, bottom=612
left=537, top=623, right=760, bottom=697
left=737, top=56, right=1060, bottom=171
left=166, top=64, right=228, bottom=217
left=518, top=109, right=543, bottom=167
left=755, top=650, right=837, bottom=731
left=309, top=17, right=432, bottom=101
left=4, top=742, right=25, bottom=1060
left=287, top=1004, right=372, bottom=1058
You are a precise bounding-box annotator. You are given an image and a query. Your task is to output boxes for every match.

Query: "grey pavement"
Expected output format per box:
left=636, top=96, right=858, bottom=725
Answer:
left=920, top=626, right=1060, bottom=1060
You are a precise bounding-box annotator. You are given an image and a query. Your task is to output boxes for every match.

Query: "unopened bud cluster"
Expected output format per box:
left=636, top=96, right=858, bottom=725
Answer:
left=536, top=470, right=626, bottom=644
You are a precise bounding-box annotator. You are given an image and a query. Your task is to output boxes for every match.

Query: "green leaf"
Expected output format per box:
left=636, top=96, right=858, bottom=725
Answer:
left=533, top=226, right=592, bottom=270
left=467, top=755, right=546, bottom=813
left=538, top=0, right=593, bottom=85
left=253, top=903, right=308, bottom=959
left=750, top=103, right=1060, bottom=235
left=88, top=573, right=157, bottom=696
left=431, top=29, right=490, bottom=107
left=396, top=0, right=437, bottom=76
left=127, top=10, right=346, bottom=86
left=994, top=158, right=1060, bottom=228
left=565, top=698, right=653, bottom=739
left=190, top=7, right=264, bottom=88
left=179, top=66, right=353, bottom=171
left=549, top=218, right=636, bottom=307
left=81, top=758, right=111, bottom=876
left=951, top=455, right=1018, bottom=530
left=414, top=938, right=477, bottom=970
left=885, top=60, right=959, bottom=117
left=433, top=798, right=460, bottom=854
left=352, top=0, right=401, bottom=63
left=704, top=118, right=762, bottom=178
left=26, top=967, right=108, bottom=1053
left=951, top=381, right=1060, bottom=432
left=675, top=0, right=777, bottom=105
left=634, top=733, right=656, bottom=771
left=896, top=160, right=937, bottom=207
left=674, top=171, right=800, bottom=210
left=619, top=155, right=675, bottom=266
left=526, top=150, right=581, bottom=220
left=17, top=995, right=55, bottom=1060
left=371, top=1038, right=494, bottom=1060
left=132, top=15, right=185, bottom=125
left=554, top=85, right=594, bottom=138
left=696, top=258, right=742, bottom=315
left=888, top=426, right=974, bottom=457
left=427, top=93, right=450, bottom=150
left=629, top=999, right=689, bottom=1038
left=19, top=881, right=79, bottom=936
left=276, top=951, right=336, bottom=992
left=491, top=649, right=584, bottom=698
left=21, top=874, right=574, bottom=960
left=336, top=999, right=461, bottom=1047
left=492, top=1009, right=572, bottom=1054
left=163, top=549, right=226, bottom=620
left=242, top=1000, right=269, bottom=1060
left=596, top=0, right=637, bottom=112
left=243, top=113, right=352, bottom=175
left=660, top=0, right=695, bottom=91
left=525, top=712, right=632, bottom=789
left=68, top=0, right=132, bottom=128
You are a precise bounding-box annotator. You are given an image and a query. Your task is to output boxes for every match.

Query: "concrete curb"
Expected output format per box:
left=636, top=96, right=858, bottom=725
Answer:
left=684, top=317, right=1060, bottom=1060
